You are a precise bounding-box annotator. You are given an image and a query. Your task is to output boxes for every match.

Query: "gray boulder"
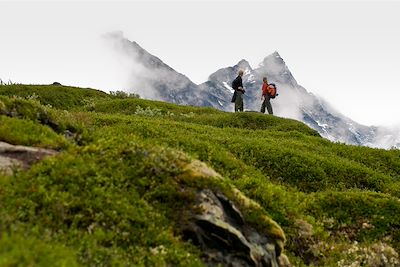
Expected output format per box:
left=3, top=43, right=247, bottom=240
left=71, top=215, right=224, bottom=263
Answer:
left=183, top=189, right=282, bottom=266
left=0, top=141, right=57, bottom=175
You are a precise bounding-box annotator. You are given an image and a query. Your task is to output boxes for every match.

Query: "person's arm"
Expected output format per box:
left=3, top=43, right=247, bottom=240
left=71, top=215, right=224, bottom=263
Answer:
left=238, top=78, right=245, bottom=93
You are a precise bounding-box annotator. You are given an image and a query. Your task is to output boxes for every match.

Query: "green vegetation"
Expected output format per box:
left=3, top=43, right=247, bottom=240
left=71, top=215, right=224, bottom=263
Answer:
left=1, top=84, right=399, bottom=266
left=0, top=116, right=67, bottom=148
left=0, top=232, right=79, bottom=267
left=0, top=84, right=109, bottom=110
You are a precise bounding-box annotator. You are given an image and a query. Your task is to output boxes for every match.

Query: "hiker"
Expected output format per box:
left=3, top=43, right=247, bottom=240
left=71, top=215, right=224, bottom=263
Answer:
left=260, top=77, right=274, bottom=115
left=231, top=70, right=245, bottom=112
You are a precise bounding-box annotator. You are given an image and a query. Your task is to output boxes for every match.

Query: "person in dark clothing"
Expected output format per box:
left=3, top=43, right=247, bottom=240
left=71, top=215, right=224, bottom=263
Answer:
left=260, top=77, right=274, bottom=115
left=231, top=70, right=245, bottom=112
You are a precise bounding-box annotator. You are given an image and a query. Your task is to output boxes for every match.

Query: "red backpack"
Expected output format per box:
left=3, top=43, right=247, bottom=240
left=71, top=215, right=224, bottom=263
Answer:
left=268, top=83, right=278, bottom=99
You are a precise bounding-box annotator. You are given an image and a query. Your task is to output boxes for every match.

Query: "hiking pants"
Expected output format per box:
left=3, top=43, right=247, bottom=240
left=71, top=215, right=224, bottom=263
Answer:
left=235, top=91, right=244, bottom=112
left=261, top=95, right=273, bottom=114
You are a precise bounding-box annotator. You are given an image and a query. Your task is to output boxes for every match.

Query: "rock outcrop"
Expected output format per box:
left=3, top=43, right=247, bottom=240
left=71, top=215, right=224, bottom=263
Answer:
left=184, top=189, right=281, bottom=266
left=0, top=141, right=57, bottom=175
left=179, top=160, right=289, bottom=267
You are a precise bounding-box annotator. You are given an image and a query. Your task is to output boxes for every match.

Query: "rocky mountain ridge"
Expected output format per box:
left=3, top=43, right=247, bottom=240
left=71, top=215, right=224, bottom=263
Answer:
left=107, top=33, right=399, bottom=149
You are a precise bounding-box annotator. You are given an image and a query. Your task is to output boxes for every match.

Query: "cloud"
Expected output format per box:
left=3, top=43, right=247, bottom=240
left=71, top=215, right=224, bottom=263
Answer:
left=102, top=31, right=162, bottom=99
left=103, top=32, right=206, bottom=105
left=272, top=84, right=304, bottom=121
left=370, top=125, right=400, bottom=149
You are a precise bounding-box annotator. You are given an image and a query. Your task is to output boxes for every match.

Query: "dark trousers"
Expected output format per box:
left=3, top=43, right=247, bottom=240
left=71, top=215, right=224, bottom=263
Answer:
left=235, top=91, right=244, bottom=112
left=261, top=96, right=273, bottom=114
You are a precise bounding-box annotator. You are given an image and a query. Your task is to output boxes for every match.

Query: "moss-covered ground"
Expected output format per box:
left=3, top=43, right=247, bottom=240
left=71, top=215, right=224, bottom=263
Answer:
left=1, top=84, right=399, bottom=266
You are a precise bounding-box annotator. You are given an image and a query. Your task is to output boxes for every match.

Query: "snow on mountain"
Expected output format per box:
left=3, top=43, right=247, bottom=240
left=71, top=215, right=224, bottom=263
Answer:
left=222, top=82, right=234, bottom=93
left=107, top=33, right=399, bottom=149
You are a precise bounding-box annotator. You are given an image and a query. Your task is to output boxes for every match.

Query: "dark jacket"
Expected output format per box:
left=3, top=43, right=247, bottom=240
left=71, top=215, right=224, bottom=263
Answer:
left=231, top=76, right=243, bottom=92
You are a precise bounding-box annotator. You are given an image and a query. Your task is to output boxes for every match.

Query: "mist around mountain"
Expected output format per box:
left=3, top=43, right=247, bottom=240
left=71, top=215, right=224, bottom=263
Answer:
left=105, top=32, right=399, bottom=149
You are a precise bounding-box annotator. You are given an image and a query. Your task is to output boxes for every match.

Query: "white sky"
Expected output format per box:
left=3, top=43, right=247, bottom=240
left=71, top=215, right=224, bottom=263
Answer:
left=0, top=0, right=399, bottom=126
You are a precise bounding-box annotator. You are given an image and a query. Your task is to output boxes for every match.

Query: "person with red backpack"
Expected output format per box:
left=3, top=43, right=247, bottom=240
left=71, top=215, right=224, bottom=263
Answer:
left=260, top=77, right=277, bottom=114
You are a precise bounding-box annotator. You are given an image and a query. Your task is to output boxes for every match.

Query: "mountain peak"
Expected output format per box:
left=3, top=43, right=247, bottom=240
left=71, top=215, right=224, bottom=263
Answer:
left=261, top=51, right=285, bottom=66
left=236, top=59, right=252, bottom=73
left=237, top=59, right=249, bottom=65
left=234, top=59, right=253, bottom=75
left=272, top=51, right=281, bottom=58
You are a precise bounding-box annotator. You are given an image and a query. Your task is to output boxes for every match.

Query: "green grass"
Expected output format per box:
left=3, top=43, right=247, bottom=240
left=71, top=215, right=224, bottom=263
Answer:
left=1, top=84, right=399, bottom=266
left=0, top=84, right=110, bottom=110
left=0, top=116, right=68, bottom=148
left=0, top=232, right=80, bottom=267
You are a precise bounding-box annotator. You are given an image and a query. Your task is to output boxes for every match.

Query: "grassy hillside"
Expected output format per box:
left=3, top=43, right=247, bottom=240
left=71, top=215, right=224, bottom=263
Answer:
left=1, top=84, right=399, bottom=266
